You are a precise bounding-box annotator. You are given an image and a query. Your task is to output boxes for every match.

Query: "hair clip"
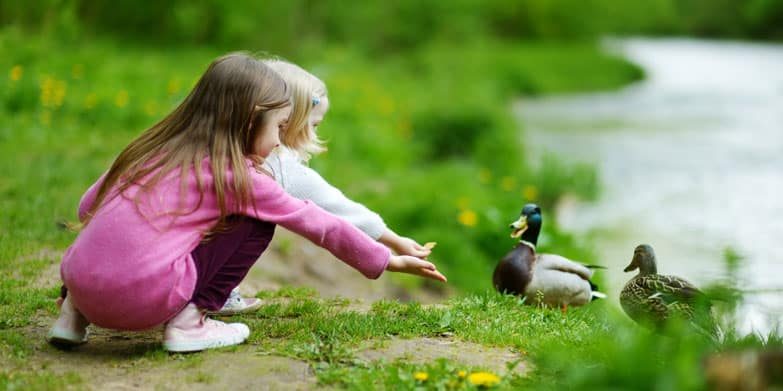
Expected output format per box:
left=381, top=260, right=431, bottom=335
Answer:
left=312, top=95, right=321, bottom=107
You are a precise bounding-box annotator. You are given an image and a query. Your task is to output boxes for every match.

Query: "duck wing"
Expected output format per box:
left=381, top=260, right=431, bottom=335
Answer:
left=622, top=275, right=716, bottom=334
left=535, top=253, right=593, bottom=281
left=641, top=274, right=704, bottom=304
left=621, top=277, right=660, bottom=320
left=525, top=267, right=593, bottom=306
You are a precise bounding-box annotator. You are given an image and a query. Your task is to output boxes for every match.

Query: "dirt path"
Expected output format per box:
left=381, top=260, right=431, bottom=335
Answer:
left=10, top=323, right=526, bottom=390
left=3, top=231, right=498, bottom=389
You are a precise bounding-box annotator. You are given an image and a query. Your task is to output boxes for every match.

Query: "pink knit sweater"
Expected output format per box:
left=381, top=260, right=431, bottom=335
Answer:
left=61, top=158, right=390, bottom=330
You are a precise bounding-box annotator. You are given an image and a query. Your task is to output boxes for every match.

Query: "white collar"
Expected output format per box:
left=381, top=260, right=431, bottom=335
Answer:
left=518, top=240, right=536, bottom=251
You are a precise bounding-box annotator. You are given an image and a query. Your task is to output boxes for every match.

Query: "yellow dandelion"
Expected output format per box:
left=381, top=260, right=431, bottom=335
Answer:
left=115, top=90, right=129, bottom=108
left=413, top=372, right=428, bottom=382
left=10, top=65, right=23, bottom=81
left=458, top=209, right=478, bottom=227
left=167, top=78, right=181, bottom=96
left=40, top=76, right=54, bottom=107
left=522, top=185, right=539, bottom=201
left=468, top=372, right=501, bottom=387
left=84, top=93, right=98, bottom=110
left=457, top=370, right=467, bottom=378
left=39, top=76, right=66, bottom=108
left=71, top=64, right=84, bottom=79
left=478, top=168, right=492, bottom=184
left=455, top=196, right=470, bottom=210
left=500, top=176, right=516, bottom=192
left=52, top=79, right=67, bottom=108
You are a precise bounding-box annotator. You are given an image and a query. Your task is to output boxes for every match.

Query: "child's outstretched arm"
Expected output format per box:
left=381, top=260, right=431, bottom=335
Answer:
left=266, top=150, right=387, bottom=238
left=243, top=168, right=448, bottom=282
left=247, top=161, right=448, bottom=283
left=266, top=150, right=432, bottom=258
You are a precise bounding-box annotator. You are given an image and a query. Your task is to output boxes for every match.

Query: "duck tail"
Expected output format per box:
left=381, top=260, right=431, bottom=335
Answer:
left=591, top=291, right=608, bottom=300
left=589, top=280, right=607, bottom=300
left=583, top=264, right=607, bottom=269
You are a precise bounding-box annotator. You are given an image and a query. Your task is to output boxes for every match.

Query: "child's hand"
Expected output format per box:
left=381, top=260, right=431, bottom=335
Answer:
left=387, top=255, right=447, bottom=282
left=389, top=235, right=432, bottom=258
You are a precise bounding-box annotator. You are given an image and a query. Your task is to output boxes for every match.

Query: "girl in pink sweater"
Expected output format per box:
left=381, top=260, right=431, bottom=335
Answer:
left=48, top=53, right=446, bottom=353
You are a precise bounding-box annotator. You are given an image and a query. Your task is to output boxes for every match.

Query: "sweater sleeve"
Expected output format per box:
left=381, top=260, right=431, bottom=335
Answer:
left=265, top=149, right=387, bottom=240
left=239, top=168, right=391, bottom=279
left=77, top=171, right=108, bottom=222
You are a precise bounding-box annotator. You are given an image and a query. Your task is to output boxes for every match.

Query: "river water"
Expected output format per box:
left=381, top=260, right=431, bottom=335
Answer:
left=516, top=38, right=783, bottom=335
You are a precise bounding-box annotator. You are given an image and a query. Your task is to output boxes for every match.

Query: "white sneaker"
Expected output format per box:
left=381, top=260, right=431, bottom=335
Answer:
left=47, top=296, right=89, bottom=348
left=164, top=303, right=250, bottom=353
left=210, top=287, right=263, bottom=316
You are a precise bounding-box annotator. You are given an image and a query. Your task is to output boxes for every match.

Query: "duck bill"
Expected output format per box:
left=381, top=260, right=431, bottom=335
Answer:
left=509, top=215, right=528, bottom=238
left=623, top=262, right=636, bottom=272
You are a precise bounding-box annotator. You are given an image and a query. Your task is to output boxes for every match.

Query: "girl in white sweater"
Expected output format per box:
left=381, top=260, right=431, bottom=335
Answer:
left=216, top=60, right=436, bottom=314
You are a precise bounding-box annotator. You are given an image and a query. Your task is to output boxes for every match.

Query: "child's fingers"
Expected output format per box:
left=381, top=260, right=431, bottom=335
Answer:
left=412, top=258, right=436, bottom=271
left=420, top=267, right=447, bottom=282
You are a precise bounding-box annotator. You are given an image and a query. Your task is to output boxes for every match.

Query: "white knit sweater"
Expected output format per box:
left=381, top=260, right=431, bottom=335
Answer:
left=262, top=147, right=387, bottom=240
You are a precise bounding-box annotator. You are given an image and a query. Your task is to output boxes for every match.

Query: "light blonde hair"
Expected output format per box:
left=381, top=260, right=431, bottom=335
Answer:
left=82, top=53, right=290, bottom=231
left=263, top=59, right=327, bottom=161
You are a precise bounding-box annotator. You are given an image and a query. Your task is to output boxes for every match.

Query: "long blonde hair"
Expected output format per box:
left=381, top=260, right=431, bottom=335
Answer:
left=82, top=53, right=290, bottom=228
left=263, top=59, right=327, bottom=161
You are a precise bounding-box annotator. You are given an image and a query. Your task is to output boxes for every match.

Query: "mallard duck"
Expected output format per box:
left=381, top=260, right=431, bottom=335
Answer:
left=492, top=203, right=606, bottom=309
left=620, top=244, right=713, bottom=330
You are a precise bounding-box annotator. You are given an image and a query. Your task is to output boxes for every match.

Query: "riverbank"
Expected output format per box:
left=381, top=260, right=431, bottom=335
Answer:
left=518, top=37, right=783, bottom=336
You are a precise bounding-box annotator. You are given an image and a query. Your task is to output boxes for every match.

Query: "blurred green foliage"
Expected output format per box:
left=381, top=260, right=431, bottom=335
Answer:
left=2, top=0, right=783, bottom=50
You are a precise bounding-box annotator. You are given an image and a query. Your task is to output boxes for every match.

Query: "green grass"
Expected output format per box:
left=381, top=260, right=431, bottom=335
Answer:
left=0, top=283, right=779, bottom=390
left=0, top=371, right=81, bottom=390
